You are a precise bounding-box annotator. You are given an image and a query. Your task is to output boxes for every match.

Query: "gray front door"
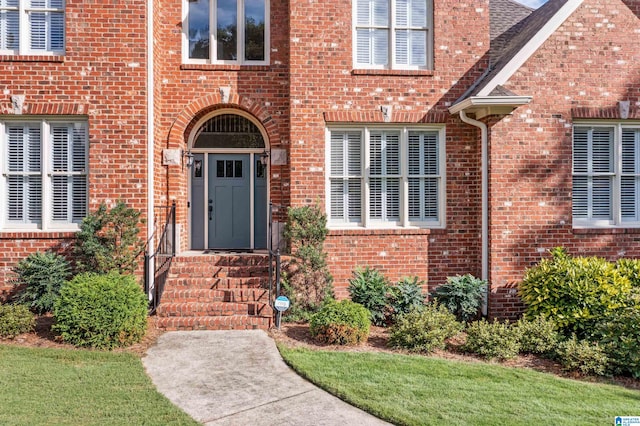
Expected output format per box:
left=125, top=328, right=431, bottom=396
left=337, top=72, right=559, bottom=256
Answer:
left=208, top=154, right=250, bottom=249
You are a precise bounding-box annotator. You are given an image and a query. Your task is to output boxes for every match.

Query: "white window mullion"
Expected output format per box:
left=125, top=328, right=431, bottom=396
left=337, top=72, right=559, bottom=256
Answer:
left=614, top=124, right=622, bottom=225
left=363, top=127, right=370, bottom=227
left=389, top=0, right=396, bottom=69
left=238, top=0, right=245, bottom=63
left=210, top=0, right=216, bottom=61
left=401, top=128, right=408, bottom=226
left=18, top=0, right=27, bottom=54
left=41, top=120, right=50, bottom=230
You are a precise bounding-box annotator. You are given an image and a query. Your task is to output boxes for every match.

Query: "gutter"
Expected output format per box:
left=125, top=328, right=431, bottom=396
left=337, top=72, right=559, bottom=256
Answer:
left=458, top=110, right=489, bottom=317
left=146, top=0, right=155, bottom=300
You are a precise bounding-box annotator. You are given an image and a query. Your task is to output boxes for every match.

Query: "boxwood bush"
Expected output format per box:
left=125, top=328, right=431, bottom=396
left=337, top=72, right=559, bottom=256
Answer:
left=388, top=303, right=462, bottom=353
left=0, top=304, right=35, bottom=338
left=309, top=300, right=370, bottom=345
left=556, top=336, right=609, bottom=376
left=462, top=319, right=521, bottom=361
left=12, top=251, right=71, bottom=315
left=515, top=316, right=560, bottom=356
left=53, top=272, right=148, bottom=349
left=519, top=247, right=631, bottom=337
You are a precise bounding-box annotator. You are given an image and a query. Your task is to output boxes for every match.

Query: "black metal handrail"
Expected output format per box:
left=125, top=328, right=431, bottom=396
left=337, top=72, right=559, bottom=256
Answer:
left=144, top=201, right=176, bottom=314
left=268, top=202, right=284, bottom=325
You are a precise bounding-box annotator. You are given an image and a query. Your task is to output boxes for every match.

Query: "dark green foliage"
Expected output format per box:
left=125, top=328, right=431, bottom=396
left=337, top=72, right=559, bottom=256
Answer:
left=462, top=319, right=521, bottom=361
left=593, top=306, right=640, bottom=378
left=0, top=304, right=35, bottom=338
left=556, top=336, right=609, bottom=376
left=53, top=272, right=148, bottom=349
left=388, top=304, right=462, bottom=353
left=74, top=201, right=145, bottom=275
left=431, top=274, right=486, bottom=322
left=11, top=251, right=71, bottom=314
left=309, top=300, right=370, bottom=345
left=348, top=267, right=390, bottom=326
left=387, top=277, right=427, bottom=319
left=519, top=247, right=631, bottom=337
left=515, top=316, right=560, bottom=355
left=282, top=205, right=334, bottom=315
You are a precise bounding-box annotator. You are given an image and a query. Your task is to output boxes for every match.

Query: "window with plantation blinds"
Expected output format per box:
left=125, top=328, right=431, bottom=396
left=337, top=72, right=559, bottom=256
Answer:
left=0, top=0, right=64, bottom=55
left=2, top=120, right=87, bottom=229
left=573, top=125, right=640, bottom=227
left=354, top=0, right=432, bottom=70
left=328, top=126, right=444, bottom=227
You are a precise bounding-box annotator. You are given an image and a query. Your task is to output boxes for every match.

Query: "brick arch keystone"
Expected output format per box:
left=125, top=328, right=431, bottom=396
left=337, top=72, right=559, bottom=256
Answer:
left=167, top=92, right=281, bottom=148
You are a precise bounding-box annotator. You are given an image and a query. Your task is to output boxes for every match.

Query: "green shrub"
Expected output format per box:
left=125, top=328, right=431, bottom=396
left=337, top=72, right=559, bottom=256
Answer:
left=282, top=204, right=334, bottom=316
left=462, top=319, right=521, bottom=361
left=556, top=336, right=609, bottom=376
left=431, top=274, right=486, bottom=322
left=615, top=258, right=640, bottom=289
left=309, top=300, right=370, bottom=345
left=74, top=201, right=145, bottom=275
left=348, top=267, right=390, bottom=326
left=519, top=247, right=631, bottom=337
left=53, top=272, right=148, bottom=349
left=515, top=316, right=560, bottom=355
left=0, top=304, right=35, bottom=338
left=593, top=307, right=640, bottom=378
left=388, top=304, right=462, bottom=353
left=387, top=277, right=427, bottom=319
left=11, top=251, right=71, bottom=314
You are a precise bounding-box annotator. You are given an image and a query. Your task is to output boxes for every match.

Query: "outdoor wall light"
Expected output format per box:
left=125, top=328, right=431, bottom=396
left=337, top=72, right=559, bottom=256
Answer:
left=183, top=149, right=194, bottom=167
left=259, top=150, right=270, bottom=166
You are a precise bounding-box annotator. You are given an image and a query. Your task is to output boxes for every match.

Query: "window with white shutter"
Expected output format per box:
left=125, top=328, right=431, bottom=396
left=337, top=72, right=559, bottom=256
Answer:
left=354, top=0, right=432, bottom=70
left=572, top=124, right=640, bottom=228
left=327, top=125, right=444, bottom=228
left=184, top=0, right=269, bottom=65
left=1, top=119, right=87, bottom=230
left=0, top=0, right=64, bottom=55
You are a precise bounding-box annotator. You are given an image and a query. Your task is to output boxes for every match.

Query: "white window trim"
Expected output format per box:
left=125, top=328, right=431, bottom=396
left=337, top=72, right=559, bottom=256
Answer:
left=352, top=0, right=433, bottom=71
left=0, top=0, right=65, bottom=56
left=182, top=0, right=270, bottom=66
left=325, top=124, right=446, bottom=229
left=572, top=121, right=640, bottom=229
left=0, top=117, right=88, bottom=232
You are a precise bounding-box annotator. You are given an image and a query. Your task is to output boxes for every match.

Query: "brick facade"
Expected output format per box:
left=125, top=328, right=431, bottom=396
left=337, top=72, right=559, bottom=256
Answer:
left=2, top=0, right=639, bottom=319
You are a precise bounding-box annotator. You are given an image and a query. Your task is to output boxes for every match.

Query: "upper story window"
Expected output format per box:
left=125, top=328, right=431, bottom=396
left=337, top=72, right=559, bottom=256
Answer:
left=573, top=123, right=640, bottom=228
left=185, top=0, right=269, bottom=65
left=1, top=118, right=87, bottom=230
left=0, top=0, right=65, bottom=55
left=327, top=125, right=445, bottom=228
left=354, top=0, right=432, bottom=70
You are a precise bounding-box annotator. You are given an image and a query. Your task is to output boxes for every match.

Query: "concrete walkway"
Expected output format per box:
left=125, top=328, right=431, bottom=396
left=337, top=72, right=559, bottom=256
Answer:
left=142, top=330, right=391, bottom=425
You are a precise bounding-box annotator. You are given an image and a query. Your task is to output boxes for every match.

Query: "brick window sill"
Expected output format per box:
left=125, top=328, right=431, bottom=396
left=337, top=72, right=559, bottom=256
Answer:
left=351, top=69, right=434, bottom=77
left=0, top=230, right=77, bottom=240
left=328, top=228, right=433, bottom=237
left=573, top=228, right=640, bottom=235
left=180, top=64, right=271, bottom=72
left=0, top=55, right=64, bottom=63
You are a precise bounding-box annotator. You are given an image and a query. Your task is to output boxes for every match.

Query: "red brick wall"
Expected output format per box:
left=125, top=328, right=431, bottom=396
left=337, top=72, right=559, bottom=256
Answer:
left=288, top=0, right=490, bottom=296
left=0, top=0, right=148, bottom=290
left=487, top=0, right=640, bottom=318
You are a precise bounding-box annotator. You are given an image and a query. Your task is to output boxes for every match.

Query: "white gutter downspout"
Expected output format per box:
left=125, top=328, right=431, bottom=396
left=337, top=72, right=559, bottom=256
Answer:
left=459, top=110, right=488, bottom=316
left=146, top=0, right=155, bottom=300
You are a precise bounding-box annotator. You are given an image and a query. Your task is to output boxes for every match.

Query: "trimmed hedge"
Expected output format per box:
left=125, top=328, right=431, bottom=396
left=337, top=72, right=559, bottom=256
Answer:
left=309, top=300, right=370, bottom=345
left=0, top=304, right=35, bottom=338
left=53, top=272, right=148, bottom=349
left=388, top=304, right=462, bottom=353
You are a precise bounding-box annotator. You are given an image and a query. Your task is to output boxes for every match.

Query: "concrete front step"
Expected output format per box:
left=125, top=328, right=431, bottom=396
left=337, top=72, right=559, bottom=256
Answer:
left=161, top=288, right=270, bottom=303
left=156, top=315, right=272, bottom=331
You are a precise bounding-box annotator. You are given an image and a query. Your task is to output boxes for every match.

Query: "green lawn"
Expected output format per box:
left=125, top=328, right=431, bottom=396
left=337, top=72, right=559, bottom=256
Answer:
left=279, top=346, right=640, bottom=426
left=0, top=345, right=199, bottom=426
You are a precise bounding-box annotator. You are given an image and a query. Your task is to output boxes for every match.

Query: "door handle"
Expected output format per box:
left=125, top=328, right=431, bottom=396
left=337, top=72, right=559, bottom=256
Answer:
left=208, top=199, right=213, bottom=220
